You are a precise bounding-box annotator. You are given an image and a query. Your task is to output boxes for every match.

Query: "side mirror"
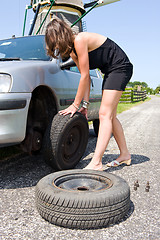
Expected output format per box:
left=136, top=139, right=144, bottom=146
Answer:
left=60, top=57, right=76, bottom=70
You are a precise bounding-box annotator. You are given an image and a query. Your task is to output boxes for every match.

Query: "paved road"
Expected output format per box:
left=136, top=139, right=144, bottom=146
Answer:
left=0, top=96, right=160, bottom=240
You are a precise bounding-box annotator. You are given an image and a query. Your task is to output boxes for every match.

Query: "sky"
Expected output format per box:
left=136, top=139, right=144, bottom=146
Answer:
left=0, top=0, right=160, bottom=89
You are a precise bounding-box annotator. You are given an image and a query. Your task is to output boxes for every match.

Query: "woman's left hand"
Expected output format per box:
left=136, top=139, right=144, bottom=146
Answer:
left=59, top=104, right=78, bottom=117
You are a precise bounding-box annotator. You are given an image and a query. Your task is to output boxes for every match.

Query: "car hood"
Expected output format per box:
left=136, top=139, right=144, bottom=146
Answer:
left=0, top=60, right=60, bottom=75
left=0, top=59, right=61, bottom=92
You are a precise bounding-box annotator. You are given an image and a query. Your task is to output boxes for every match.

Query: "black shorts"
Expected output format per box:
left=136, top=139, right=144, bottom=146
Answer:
left=102, top=66, right=133, bottom=91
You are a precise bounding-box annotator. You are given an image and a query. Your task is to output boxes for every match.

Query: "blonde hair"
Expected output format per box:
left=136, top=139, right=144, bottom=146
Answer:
left=45, top=18, right=74, bottom=59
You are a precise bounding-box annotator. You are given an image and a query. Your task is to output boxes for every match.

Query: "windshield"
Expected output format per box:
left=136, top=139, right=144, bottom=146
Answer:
left=0, top=35, right=50, bottom=61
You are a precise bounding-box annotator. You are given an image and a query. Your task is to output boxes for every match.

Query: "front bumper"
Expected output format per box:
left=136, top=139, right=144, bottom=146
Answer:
left=0, top=93, right=31, bottom=147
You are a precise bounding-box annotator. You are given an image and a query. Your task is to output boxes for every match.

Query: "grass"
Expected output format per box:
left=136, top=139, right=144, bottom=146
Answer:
left=0, top=97, right=151, bottom=161
left=117, top=97, right=151, bottom=114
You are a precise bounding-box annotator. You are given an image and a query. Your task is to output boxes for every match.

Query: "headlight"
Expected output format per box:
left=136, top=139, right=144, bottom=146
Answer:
left=0, top=74, right=12, bottom=92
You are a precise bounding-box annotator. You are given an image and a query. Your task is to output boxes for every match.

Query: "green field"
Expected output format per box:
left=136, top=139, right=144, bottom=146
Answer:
left=117, top=99, right=147, bottom=114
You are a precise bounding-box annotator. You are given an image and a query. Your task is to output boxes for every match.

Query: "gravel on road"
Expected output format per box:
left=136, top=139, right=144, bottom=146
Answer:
left=0, top=96, right=160, bottom=240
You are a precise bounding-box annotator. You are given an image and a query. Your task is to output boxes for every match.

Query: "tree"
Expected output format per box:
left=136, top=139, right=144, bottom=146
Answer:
left=127, top=81, right=149, bottom=90
left=146, top=87, right=154, bottom=95
left=141, top=82, right=148, bottom=88
left=127, top=82, right=134, bottom=87
left=155, top=85, right=160, bottom=94
left=133, top=81, right=141, bottom=86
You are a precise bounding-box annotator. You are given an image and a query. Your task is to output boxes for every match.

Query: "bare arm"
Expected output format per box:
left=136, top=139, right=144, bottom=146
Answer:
left=59, top=35, right=90, bottom=117
left=72, top=36, right=90, bottom=105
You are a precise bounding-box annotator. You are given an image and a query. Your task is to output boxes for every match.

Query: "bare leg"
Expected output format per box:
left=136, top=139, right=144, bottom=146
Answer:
left=112, top=110, right=131, bottom=163
left=85, top=90, right=122, bottom=170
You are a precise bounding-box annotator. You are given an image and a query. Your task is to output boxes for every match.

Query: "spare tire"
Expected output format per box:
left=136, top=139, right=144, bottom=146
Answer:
left=43, top=112, right=89, bottom=170
left=36, top=169, right=130, bottom=229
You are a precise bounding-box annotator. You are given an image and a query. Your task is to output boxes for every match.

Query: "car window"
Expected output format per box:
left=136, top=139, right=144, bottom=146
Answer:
left=0, top=35, right=50, bottom=61
left=70, top=66, right=98, bottom=78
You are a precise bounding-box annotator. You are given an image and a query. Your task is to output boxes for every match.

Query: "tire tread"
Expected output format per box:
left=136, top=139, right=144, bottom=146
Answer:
left=35, top=170, right=131, bottom=229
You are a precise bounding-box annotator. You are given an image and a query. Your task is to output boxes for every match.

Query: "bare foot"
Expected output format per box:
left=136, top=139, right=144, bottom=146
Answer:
left=84, top=161, right=103, bottom=171
left=115, top=153, right=131, bottom=163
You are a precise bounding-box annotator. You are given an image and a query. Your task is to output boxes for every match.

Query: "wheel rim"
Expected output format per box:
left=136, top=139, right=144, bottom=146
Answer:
left=62, top=124, right=83, bottom=163
left=53, top=173, right=113, bottom=192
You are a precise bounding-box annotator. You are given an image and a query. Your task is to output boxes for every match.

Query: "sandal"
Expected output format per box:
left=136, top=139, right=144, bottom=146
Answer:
left=107, top=159, right=131, bottom=167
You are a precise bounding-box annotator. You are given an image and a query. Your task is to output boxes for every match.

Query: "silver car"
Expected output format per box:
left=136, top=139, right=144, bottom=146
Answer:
left=0, top=35, right=102, bottom=169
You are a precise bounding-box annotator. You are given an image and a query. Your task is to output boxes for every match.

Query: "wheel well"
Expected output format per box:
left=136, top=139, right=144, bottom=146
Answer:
left=21, top=86, right=58, bottom=154
left=28, top=86, right=58, bottom=131
left=31, top=86, right=57, bottom=122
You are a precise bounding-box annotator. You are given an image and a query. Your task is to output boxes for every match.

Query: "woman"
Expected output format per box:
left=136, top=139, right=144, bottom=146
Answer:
left=45, top=18, right=133, bottom=170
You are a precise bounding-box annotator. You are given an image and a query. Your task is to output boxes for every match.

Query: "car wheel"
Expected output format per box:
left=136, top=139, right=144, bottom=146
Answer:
left=93, top=119, right=99, bottom=137
left=43, top=112, right=89, bottom=170
left=31, top=130, right=43, bottom=152
left=36, top=169, right=131, bottom=229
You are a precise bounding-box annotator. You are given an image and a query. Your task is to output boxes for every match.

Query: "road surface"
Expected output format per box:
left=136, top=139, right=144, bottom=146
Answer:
left=0, top=96, right=160, bottom=240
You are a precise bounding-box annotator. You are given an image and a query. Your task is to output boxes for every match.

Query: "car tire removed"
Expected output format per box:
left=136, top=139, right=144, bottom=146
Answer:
left=35, top=169, right=131, bottom=229
left=43, top=112, right=89, bottom=170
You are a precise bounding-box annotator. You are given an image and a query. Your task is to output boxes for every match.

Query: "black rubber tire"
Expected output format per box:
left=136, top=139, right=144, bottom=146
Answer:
left=93, top=119, right=99, bottom=137
left=43, top=112, right=89, bottom=170
left=35, top=169, right=130, bottom=229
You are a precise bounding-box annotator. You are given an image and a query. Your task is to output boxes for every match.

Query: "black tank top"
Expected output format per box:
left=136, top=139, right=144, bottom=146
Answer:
left=74, top=38, right=132, bottom=74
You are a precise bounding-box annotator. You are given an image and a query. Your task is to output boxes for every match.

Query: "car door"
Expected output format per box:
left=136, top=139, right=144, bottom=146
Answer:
left=59, top=66, right=102, bottom=120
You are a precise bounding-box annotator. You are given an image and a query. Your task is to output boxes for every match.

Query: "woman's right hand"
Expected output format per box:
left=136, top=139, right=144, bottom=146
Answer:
left=59, top=104, right=78, bottom=118
left=78, top=107, right=88, bottom=119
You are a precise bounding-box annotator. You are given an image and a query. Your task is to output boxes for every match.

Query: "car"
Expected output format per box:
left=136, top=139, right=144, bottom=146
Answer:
left=0, top=35, right=102, bottom=169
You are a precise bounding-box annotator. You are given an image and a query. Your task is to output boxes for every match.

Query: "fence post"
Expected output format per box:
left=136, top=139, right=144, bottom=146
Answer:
left=131, top=89, right=133, bottom=102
